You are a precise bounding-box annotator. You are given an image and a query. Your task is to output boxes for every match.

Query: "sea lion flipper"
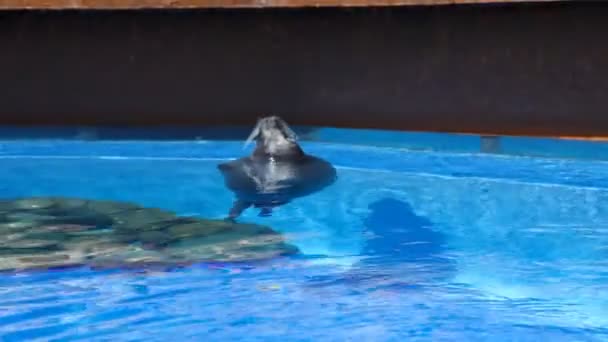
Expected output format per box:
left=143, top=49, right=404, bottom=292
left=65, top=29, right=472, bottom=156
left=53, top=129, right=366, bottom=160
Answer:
left=227, top=199, right=252, bottom=219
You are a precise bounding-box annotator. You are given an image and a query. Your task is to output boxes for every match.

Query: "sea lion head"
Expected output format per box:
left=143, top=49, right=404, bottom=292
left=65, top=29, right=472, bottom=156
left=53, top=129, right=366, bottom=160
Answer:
left=244, top=116, right=304, bottom=159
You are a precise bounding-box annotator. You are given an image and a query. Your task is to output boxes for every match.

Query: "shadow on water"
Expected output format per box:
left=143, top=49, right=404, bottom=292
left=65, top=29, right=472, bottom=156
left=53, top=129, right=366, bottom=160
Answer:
left=362, top=198, right=444, bottom=264
left=307, top=198, right=454, bottom=290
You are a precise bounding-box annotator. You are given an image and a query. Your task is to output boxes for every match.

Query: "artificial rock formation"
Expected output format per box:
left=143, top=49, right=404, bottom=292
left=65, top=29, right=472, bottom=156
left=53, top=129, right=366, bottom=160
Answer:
left=0, top=197, right=298, bottom=271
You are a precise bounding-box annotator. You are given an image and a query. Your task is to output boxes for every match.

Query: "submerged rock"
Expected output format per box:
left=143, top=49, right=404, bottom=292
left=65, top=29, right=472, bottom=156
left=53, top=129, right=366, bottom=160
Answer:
left=0, top=197, right=298, bottom=271
left=12, top=197, right=56, bottom=211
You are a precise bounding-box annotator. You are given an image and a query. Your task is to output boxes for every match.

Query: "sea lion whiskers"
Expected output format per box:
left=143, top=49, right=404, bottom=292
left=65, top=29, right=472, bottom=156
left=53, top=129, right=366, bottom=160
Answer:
left=244, top=116, right=302, bottom=158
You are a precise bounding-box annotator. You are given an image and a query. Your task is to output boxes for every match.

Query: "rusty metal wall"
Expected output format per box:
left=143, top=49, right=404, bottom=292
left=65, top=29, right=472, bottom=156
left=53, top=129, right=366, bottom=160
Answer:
left=0, top=2, right=607, bottom=136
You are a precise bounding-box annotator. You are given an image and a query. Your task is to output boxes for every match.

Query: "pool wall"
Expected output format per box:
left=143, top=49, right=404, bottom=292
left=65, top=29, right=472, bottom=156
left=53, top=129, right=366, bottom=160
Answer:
left=0, top=1, right=607, bottom=137
left=4, top=125, right=608, bottom=162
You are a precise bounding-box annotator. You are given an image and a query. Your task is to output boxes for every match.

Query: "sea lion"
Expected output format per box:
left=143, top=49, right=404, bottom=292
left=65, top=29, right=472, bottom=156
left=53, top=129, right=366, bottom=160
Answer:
left=217, top=116, right=337, bottom=219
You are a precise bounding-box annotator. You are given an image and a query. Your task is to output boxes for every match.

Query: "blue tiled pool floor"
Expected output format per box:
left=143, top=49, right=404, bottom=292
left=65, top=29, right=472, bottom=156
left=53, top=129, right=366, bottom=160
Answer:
left=0, top=127, right=607, bottom=341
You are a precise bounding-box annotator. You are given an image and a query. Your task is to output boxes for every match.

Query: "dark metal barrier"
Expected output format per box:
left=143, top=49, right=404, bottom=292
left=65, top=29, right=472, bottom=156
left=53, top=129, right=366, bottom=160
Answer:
left=0, top=2, right=606, bottom=137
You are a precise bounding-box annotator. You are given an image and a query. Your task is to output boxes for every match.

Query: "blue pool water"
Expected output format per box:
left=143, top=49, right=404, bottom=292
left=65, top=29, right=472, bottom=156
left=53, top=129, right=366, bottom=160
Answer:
left=1, top=128, right=608, bottom=341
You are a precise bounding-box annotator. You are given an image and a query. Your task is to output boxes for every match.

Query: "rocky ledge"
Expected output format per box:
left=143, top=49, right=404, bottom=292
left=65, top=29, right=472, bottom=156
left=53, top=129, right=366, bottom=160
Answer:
left=0, top=197, right=298, bottom=271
